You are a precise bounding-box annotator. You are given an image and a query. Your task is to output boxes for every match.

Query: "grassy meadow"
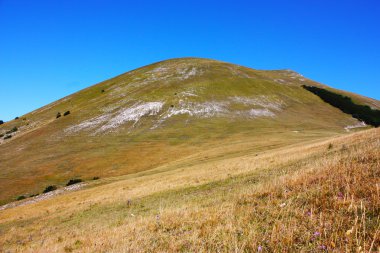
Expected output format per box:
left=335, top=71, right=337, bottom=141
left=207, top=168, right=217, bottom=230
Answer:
left=0, top=127, right=378, bottom=252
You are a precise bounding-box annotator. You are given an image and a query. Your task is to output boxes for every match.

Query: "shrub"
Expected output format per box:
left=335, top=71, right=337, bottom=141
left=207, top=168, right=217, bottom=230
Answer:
left=43, top=185, right=57, bottom=193
left=29, top=193, right=39, bottom=198
left=15, top=117, right=19, bottom=120
left=328, top=143, right=333, bottom=150
left=3, top=135, right=12, bottom=140
left=302, top=85, right=380, bottom=127
left=56, top=112, right=62, bottom=119
left=0, top=120, right=3, bottom=125
left=17, top=195, right=26, bottom=201
left=101, top=89, right=105, bottom=93
left=92, top=176, right=100, bottom=180
left=63, top=111, right=70, bottom=116
left=0, top=134, right=4, bottom=138
left=6, top=127, right=18, bottom=135
left=66, top=179, right=82, bottom=186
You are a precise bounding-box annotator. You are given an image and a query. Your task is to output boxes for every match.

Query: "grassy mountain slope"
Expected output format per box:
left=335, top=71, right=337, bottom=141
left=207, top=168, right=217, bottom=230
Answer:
left=0, top=128, right=378, bottom=252
left=0, top=58, right=377, bottom=204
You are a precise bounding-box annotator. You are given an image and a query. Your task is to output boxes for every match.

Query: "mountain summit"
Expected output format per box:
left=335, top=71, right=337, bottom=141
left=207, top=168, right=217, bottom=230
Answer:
left=0, top=57, right=378, bottom=204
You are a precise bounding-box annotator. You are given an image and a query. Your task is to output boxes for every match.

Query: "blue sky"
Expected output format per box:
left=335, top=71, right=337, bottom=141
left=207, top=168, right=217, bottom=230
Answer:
left=0, top=0, right=379, bottom=121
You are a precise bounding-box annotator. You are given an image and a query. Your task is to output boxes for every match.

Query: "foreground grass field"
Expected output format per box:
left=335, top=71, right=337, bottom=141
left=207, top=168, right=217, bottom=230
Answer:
left=0, top=127, right=378, bottom=252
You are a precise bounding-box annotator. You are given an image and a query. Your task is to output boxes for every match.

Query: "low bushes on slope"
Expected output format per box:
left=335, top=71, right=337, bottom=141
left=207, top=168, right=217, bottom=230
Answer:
left=16, top=196, right=26, bottom=201
left=43, top=185, right=57, bottom=193
left=66, top=179, right=82, bottom=186
left=5, top=127, right=18, bottom=135
left=302, top=85, right=380, bottom=127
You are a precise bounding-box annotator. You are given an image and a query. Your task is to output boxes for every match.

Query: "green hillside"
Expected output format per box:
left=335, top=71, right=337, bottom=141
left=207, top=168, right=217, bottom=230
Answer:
left=0, top=58, right=377, bottom=204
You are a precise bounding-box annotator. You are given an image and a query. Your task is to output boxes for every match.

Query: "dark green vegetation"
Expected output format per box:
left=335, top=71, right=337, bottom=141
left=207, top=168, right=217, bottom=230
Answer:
left=56, top=112, right=62, bottom=119
left=16, top=195, right=26, bottom=201
left=63, top=111, right=70, bottom=116
left=302, top=85, right=380, bottom=127
left=66, top=179, right=82, bottom=186
left=12, top=179, right=85, bottom=203
left=5, top=127, right=18, bottom=135
left=43, top=185, right=57, bottom=193
left=0, top=120, right=3, bottom=125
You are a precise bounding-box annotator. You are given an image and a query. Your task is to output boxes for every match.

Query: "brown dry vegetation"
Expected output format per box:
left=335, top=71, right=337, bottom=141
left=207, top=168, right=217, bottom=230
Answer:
left=0, top=128, right=379, bottom=252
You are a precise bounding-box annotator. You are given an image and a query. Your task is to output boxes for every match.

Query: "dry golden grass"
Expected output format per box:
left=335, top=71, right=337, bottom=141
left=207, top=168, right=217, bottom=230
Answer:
left=0, top=128, right=379, bottom=252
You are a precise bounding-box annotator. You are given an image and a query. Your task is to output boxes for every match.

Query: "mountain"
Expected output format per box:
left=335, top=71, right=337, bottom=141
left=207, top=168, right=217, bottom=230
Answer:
left=0, top=57, right=378, bottom=204
left=1, top=58, right=380, bottom=252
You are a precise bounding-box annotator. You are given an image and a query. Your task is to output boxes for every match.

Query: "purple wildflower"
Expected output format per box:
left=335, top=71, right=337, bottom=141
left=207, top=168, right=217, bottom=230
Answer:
left=257, top=245, right=263, bottom=252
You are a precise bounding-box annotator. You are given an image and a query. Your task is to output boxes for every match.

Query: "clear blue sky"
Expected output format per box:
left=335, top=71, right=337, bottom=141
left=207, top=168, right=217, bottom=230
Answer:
left=1, top=0, right=379, bottom=121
